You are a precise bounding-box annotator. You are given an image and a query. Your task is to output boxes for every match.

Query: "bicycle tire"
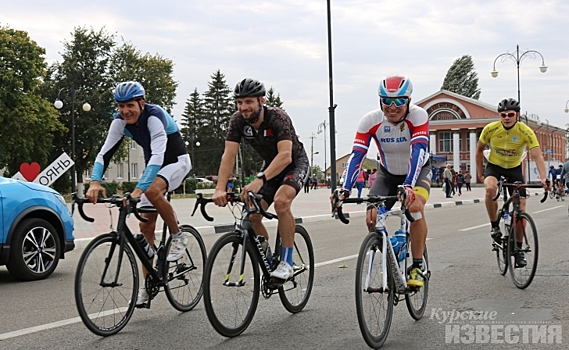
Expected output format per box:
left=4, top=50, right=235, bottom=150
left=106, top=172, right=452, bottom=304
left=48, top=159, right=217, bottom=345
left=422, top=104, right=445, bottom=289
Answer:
left=164, top=225, right=207, bottom=312
left=75, top=233, right=138, bottom=336
left=203, top=231, right=260, bottom=337
left=549, top=188, right=555, bottom=199
left=405, top=244, right=429, bottom=320
left=508, top=212, right=538, bottom=289
left=355, top=232, right=394, bottom=349
left=277, top=225, right=315, bottom=313
left=496, top=211, right=509, bottom=276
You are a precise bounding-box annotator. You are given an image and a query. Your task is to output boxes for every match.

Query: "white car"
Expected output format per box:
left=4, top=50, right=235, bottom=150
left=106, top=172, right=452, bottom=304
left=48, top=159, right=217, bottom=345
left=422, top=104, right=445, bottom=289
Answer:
left=195, top=177, right=214, bottom=184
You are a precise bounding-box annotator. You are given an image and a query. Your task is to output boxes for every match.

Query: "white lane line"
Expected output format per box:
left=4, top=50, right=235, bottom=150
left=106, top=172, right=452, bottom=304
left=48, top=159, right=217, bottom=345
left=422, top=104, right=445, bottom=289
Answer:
left=0, top=307, right=129, bottom=340
left=532, top=205, right=564, bottom=214
left=315, top=254, right=359, bottom=267
left=459, top=223, right=490, bottom=231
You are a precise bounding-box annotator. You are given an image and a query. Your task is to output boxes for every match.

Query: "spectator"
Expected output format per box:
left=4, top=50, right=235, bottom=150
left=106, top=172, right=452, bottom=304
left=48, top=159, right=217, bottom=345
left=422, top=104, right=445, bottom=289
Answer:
left=303, top=175, right=310, bottom=193
left=464, top=170, right=472, bottom=191
left=450, top=165, right=457, bottom=195
left=443, top=164, right=453, bottom=198
left=456, top=171, right=465, bottom=196
left=355, top=169, right=366, bottom=198
left=310, top=174, right=318, bottom=190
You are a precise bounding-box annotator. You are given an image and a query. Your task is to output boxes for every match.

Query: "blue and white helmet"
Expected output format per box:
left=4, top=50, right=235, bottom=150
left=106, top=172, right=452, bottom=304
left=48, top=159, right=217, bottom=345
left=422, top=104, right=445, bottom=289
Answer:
left=378, top=76, right=413, bottom=98
left=113, top=81, right=145, bottom=102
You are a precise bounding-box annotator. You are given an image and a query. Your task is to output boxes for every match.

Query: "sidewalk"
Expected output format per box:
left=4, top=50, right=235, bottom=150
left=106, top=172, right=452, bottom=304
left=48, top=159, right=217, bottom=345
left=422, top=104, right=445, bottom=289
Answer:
left=70, top=185, right=488, bottom=242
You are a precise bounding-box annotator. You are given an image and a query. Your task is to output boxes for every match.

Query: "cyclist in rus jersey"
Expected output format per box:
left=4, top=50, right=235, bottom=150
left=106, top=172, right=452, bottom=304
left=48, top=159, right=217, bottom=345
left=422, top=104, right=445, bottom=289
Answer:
left=86, top=81, right=191, bottom=306
left=475, top=98, right=547, bottom=266
left=212, top=78, right=309, bottom=280
left=338, top=75, right=431, bottom=288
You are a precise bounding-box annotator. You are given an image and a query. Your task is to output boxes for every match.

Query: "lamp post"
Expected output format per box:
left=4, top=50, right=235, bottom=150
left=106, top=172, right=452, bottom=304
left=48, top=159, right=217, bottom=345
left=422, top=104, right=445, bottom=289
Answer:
left=491, top=45, right=547, bottom=183
left=54, top=84, right=91, bottom=193
left=317, top=120, right=327, bottom=178
left=326, top=0, right=338, bottom=192
left=564, top=100, right=569, bottom=113
left=491, top=45, right=547, bottom=110
left=186, top=136, right=200, bottom=176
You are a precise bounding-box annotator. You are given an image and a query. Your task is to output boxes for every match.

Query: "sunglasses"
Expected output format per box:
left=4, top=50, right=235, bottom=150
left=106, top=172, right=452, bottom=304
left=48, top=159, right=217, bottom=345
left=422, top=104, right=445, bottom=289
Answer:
left=380, top=96, right=409, bottom=107
left=500, top=112, right=517, bottom=118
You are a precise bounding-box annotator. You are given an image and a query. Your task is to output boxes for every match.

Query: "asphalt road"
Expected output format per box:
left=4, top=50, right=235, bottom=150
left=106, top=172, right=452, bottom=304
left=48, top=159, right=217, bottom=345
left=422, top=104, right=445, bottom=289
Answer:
left=0, top=192, right=567, bottom=349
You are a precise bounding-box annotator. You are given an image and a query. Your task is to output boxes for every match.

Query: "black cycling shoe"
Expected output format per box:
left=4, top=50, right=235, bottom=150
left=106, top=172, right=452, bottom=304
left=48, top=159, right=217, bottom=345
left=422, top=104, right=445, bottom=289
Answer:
left=490, top=227, right=502, bottom=243
left=515, top=251, right=527, bottom=268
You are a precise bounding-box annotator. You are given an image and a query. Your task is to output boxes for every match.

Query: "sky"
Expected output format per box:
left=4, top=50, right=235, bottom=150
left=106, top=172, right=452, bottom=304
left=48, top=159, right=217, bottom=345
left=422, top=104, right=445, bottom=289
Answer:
left=3, top=0, right=569, bottom=169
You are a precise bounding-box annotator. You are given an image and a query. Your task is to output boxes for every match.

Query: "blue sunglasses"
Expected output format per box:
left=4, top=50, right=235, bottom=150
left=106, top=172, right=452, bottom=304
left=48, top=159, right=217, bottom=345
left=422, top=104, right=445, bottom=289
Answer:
left=380, top=96, right=409, bottom=107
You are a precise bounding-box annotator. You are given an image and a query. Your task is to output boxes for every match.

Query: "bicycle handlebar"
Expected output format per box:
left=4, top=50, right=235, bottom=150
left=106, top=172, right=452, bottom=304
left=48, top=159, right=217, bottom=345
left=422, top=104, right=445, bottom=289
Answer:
left=191, top=191, right=278, bottom=222
left=492, top=176, right=549, bottom=203
left=333, top=186, right=415, bottom=224
left=71, top=192, right=148, bottom=223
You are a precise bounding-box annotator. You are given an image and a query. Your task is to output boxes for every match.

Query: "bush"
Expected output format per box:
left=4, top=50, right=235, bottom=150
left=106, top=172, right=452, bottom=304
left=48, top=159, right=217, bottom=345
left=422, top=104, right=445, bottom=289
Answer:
left=120, top=181, right=137, bottom=194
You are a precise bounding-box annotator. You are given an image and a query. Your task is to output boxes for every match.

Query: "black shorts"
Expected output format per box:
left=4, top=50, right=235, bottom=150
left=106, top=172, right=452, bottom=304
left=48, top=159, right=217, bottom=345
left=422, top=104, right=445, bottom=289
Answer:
left=258, top=154, right=310, bottom=206
left=484, top=162, right=526, bottom=196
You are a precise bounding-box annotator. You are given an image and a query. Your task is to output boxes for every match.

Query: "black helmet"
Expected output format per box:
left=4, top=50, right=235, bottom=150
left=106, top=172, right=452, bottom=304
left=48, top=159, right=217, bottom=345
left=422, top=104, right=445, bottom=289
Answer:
left=234, top=78, right=266, bottom=98
left=497, top=98, right=520, bottom=112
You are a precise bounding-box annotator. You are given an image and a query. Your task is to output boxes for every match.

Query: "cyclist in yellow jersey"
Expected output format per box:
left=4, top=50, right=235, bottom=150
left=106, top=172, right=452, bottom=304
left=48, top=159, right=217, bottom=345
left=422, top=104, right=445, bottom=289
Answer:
left=475, top=98, right=548, bottom=266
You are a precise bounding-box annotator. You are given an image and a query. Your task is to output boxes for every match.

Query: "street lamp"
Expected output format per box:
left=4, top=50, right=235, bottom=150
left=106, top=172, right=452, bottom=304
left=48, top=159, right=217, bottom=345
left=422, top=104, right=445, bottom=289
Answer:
left=54, top=85, right=91, bottom=193
left=491, top=45, right=547, bottom=110
left=564, top=100, right=569, bottom=113
left=186, top=137, right=200, bottom=176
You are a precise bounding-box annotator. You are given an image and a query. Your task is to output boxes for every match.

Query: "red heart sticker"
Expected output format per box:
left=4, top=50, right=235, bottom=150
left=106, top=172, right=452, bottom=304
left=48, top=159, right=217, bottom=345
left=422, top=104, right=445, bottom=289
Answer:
left=20, top=162, right=41, bottom=182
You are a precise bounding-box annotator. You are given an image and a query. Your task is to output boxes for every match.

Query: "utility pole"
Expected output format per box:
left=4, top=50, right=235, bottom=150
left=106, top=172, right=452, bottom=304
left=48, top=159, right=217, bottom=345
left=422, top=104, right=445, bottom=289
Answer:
left=310, top=133, right=316, bottom=173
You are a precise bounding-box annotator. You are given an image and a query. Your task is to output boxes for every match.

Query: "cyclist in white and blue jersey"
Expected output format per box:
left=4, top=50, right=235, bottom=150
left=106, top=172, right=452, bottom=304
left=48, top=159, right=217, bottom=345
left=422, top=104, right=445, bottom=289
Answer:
left=86, top=81, right=191, bottom=306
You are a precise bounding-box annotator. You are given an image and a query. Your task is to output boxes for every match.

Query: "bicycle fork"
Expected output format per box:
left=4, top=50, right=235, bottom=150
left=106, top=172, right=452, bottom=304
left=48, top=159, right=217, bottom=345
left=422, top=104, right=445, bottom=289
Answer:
left=365, top=231, right=407, bottom=294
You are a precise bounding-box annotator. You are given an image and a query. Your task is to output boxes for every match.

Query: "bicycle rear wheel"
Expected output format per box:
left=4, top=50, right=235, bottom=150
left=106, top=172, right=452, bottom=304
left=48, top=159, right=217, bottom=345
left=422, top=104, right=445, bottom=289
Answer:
left=405, top=242, right=429, bottom=320
left=203, top=232, right=260, bottom=337
left=75, top=233, right=138, bottom=336
left=277, top=225, right=315, bottom=313
left=164, top=225, right=207, bottom=312
left=355, top=232, right=394, bottom=349
left=508, top=212, right=538, bottom=289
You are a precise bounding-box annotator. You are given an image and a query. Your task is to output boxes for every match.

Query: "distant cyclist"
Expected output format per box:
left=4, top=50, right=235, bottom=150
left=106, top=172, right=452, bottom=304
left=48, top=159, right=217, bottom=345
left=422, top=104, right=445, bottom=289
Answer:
left=212, top=78, right=309, bottom=280
left=86, top=81, right=191, bottom=306
left=337, top=75, right=431, bottom=288
left=475, top=98, right=548, bottom=266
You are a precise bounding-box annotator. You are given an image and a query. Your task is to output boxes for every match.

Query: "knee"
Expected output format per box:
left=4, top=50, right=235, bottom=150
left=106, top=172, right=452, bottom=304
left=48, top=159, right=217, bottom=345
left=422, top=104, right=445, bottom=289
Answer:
left=145, top=186, right=163, bottom=202
left=408, top=200, right=425, bottom=215
left=273, top=196, right=292, bottom=215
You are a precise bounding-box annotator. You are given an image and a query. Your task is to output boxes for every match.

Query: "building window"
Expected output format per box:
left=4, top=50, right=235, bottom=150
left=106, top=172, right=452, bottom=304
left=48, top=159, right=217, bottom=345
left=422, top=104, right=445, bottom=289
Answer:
left=438, top=131, right=453, bottom=152
left=131, top=141, right=137, bottom=149
left=132, top=163, right=138, bottom=179
left=117, top=163, right=124, bottom=179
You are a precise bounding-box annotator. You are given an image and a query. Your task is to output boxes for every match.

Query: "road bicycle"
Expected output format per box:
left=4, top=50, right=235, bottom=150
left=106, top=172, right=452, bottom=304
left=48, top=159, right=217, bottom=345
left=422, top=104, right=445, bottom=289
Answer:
left=333, top=187, right=429, bottom=349
left=492, top=177, right=547, bottom=289
left=72, top=192, right=206, bottom=336
left=192, top=191, right=314, bottom=337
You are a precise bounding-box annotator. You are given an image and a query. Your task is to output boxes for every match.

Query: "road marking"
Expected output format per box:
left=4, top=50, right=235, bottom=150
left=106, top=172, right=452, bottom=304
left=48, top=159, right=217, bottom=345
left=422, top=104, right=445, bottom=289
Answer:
left=0, top=307, right=128, bottom=340
left=532, top=205, right=564, bottom=214
left=315, top=254, right=358, bottom=267
left=459, top=223, right=490, bottom=231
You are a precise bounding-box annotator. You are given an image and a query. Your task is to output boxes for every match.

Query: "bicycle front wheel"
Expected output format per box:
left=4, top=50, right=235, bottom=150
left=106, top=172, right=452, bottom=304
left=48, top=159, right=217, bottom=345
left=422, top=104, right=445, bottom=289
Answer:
left=203, top=232, right=260, bottom=337
left=277, top=225, right=315, bottom=313
left=496, top=212, right=509, bottom=276
left=75, top=233, right=138, bottom=336
left=405, top=242, right=429, bottom=320
left=164, top=225, right=207, bottom=312
left=508, top=212, right=538, bottom=289
left=355, top=232, right=394, bottom=349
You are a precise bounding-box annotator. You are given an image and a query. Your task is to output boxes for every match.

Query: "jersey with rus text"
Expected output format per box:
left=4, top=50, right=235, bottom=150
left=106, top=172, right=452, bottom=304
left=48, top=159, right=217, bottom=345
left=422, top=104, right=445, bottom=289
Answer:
left=343, top=104, right=429, bottom=191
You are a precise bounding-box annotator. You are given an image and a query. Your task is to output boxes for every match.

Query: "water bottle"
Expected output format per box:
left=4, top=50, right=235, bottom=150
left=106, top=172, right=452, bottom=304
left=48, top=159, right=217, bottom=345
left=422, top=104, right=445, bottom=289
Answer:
left=135, top=233, right=154, bottom=260
left=377, top=205, right=387, bottom=231
left=503, top=211, right=511, bottom=226
left=394, top=229, right=406, bottom=262
left=390, top=236, right=400, bottom=255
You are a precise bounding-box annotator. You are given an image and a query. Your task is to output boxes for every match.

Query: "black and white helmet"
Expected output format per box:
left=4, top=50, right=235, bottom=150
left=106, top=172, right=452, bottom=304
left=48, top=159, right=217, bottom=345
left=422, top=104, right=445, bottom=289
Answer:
left=497, top=98, right=520, bottom=112
left=234, top=78, right=266, bottom=98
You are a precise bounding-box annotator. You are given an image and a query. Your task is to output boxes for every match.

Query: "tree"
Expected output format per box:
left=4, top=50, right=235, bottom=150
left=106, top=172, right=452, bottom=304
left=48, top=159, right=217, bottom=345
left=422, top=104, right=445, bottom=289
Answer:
left=44, top=26, right=117, bottom=192
left=198, top=70, right=234, bottom=175
left=265, top=87, right=284, bottom=109
left=441, top=55, right=481, bottom=100
left=0, top=26, right=64, bottom=175
left=180, top=88, right=205, bottom=175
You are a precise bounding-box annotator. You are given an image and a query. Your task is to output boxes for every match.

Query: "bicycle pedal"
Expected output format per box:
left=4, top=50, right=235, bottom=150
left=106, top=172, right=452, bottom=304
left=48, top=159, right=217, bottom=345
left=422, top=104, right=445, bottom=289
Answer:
left=135, top=302, right=150, bottom=309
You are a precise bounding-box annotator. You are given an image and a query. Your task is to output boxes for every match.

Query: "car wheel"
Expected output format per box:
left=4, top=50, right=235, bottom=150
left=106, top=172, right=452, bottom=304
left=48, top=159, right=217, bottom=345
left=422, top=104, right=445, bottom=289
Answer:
left=7, top=218, right=61, bottom=281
